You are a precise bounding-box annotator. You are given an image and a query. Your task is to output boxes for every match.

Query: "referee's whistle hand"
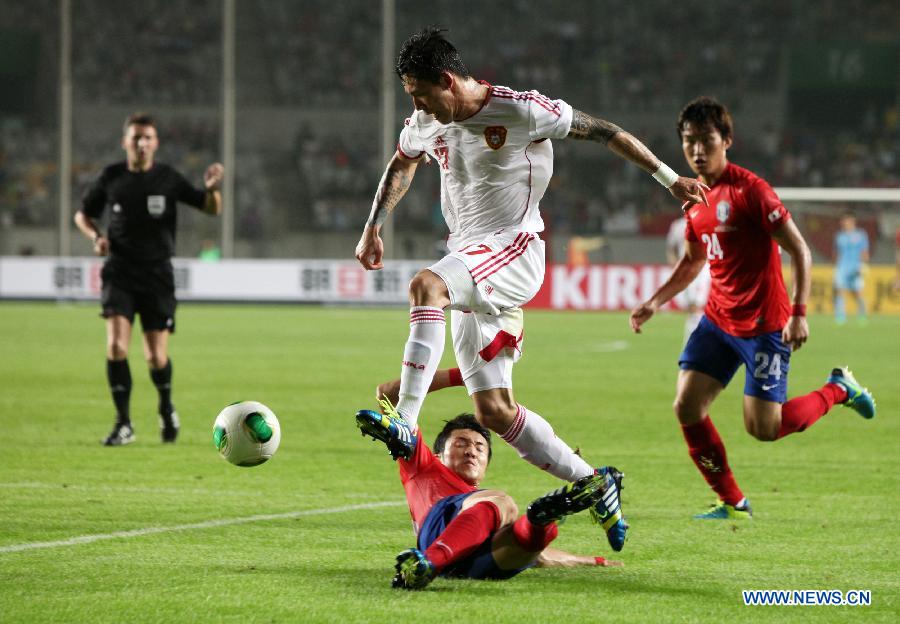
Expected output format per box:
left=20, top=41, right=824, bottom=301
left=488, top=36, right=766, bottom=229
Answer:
left=204, top=163, right=224, bottom=189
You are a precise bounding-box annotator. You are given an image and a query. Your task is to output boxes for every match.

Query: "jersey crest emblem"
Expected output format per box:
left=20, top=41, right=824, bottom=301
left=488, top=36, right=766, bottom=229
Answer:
left=716, top=200, right=731, bottom=223
left=484, top=126, right=507, bottom=150
left=147, top=195, right=166, bottom=217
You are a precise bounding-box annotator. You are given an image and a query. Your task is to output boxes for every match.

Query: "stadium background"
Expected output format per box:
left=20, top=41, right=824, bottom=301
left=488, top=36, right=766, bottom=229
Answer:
left=1, top=0, right=898, bottom=314
left=1, top=3, right=899, bottom=622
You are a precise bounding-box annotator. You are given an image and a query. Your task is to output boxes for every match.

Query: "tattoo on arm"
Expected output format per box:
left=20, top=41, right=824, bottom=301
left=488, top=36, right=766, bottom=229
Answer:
left=367, top=164, right=414, bottom=227
left=567, top=109, right=623, bottom=145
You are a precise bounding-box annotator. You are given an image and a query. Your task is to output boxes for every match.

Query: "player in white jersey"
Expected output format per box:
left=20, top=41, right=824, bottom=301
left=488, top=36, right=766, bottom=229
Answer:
left=666, top=216, right=711, bottom=342
left=354, top=28, right=709, bottom=551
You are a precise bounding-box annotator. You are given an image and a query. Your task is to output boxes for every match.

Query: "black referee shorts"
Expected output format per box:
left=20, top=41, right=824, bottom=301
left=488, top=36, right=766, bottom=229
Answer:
left=100, top=259, right=176, bottom=333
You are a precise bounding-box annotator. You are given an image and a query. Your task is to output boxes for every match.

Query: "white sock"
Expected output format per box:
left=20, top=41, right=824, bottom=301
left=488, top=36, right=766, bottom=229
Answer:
left=395, top=306, right=445, bottom=428
left=500, top=404, right=594, bottom=482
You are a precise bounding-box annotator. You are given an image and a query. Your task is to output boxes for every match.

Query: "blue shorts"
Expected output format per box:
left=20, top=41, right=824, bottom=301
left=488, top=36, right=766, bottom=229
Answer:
left=834, top=269, right=863, bottom=292
left=417, top=492, right=533, bottom=581
left=679, top=315, right=791, bottom=403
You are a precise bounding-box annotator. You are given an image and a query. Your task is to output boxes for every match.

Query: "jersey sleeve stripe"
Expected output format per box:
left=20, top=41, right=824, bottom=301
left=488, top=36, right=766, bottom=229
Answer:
left=396, top=142, right=424, bottom=160
left=490, top=90, right=561, bottom=117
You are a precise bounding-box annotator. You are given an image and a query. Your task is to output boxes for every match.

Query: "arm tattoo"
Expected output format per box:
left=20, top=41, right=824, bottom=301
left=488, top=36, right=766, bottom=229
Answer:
left=367, top=165, right=413, bottom=227
left=567, top=109, right=622, bottom=145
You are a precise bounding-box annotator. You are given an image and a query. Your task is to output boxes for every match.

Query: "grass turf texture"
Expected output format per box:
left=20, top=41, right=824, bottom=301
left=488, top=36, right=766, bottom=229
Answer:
left=0, top=302, right=896, bottom=623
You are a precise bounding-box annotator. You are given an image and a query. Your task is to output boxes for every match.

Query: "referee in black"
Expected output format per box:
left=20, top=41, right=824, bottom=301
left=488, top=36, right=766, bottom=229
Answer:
left=75, top=113, right=224, bottom=446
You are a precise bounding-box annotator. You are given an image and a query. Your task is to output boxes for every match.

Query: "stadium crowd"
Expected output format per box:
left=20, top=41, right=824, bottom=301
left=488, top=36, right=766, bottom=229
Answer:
left=1, top=0, right=898, bottom=246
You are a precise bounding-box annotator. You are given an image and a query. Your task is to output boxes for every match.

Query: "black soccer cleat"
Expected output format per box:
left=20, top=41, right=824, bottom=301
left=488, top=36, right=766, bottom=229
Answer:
left=160, top=409, right=180, bottom=443
left=102, top=422, right=135, bottom=446
left=526, top=473, right=609, bottom=526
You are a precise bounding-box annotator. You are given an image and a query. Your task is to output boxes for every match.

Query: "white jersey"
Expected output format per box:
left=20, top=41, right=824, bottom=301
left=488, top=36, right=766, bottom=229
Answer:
left=666, top=216, right=687, bottom=258
left=398, top=83, right=573, bottom=251
left=667, top=216, right=711, bottom=308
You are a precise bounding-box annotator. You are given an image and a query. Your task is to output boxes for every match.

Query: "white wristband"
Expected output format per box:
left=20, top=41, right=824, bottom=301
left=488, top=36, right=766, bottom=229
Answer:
left=652, top=163, right=679, bottom=189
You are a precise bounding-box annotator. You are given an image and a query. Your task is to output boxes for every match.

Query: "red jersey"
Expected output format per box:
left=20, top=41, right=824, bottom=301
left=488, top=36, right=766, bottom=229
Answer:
left=399, top=428, right=478, bottom=534
left=685, top=162, right=791, bottom=336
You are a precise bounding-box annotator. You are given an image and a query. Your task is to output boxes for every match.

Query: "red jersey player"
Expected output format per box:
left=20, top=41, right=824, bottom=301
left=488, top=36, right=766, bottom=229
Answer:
left=355, top=408, right=622, bottom=589
left=630, top=97, right=876, bottom=519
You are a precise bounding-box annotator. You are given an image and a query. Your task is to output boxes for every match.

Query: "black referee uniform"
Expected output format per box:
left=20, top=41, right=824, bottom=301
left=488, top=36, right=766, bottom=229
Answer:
left=80, top=161, right=206, bottom=329
left=78, top=160, right=210, bottom=446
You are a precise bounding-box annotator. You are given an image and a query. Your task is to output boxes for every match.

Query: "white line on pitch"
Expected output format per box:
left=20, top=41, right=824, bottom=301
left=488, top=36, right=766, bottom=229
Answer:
left=0, top=501, right=405, bottom=554
left=588, top=340, right=629, bottom=352
left=0, top=481, right=316, bottom=498
left=0, top=481, right=229, bottom=496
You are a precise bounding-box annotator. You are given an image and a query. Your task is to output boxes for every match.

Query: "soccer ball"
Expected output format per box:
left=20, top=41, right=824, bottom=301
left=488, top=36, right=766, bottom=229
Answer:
left=213, top=401, right=281, bottom=467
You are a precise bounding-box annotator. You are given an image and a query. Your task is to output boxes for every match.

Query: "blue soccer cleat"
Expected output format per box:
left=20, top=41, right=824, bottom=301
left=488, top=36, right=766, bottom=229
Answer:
left=589, top=466, right=628, bottom=552
left=694, top=498, right=753, bottom=520
left=392, top=548, right=436, bottom=590
left=355, top=399, right=415, bottom=460
left=827, top=367, right=876, bottom=420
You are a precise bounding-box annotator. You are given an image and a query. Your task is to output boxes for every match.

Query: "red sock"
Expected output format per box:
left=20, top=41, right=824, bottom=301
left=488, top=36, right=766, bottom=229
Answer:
left=424, top=502, right=500, bottom=571
left=681, top=416, right=744, bottom=506
left=511, top=515, right=558, bottom=552
left=777, top=383, right=847, bottom=439
left=448, top=367, right=464, bottom=387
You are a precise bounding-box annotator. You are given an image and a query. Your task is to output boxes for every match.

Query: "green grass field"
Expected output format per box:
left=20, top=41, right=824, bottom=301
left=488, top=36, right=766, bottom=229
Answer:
left=0, top=302, right=897, bottom=623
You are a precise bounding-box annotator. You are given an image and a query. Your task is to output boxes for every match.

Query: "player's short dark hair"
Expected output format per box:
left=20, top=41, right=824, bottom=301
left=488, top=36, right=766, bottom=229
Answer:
left=677, top=96, right=733, bottom=142
left=396, top=26, right=469, bottom=84
left=123, top=112, right=156, bottom=134
left=433, top=414, right=492, bottom=462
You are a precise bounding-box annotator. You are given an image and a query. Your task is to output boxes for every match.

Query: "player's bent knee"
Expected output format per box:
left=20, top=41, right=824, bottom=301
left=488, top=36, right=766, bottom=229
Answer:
left=107, top=340, right=128, bottom=360
left=474, top=400, right=517, bottom=433
left=746, top=421, right=779, bottom=442
left=672, top=397, right=704, bottom=425
left=476, top=492, right=518, bottom=525
left=408, top=270, right=449, bottom=308
left=493, top=495, right=519, bottom=524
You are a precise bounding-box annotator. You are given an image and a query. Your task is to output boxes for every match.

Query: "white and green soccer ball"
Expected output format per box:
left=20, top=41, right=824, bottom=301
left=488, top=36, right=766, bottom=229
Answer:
left=213, top=401, right=281, bottom=467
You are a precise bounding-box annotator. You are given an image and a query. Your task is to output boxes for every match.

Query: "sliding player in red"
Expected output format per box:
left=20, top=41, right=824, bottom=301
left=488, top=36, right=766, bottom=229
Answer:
left=630, top=97, right=876, bottom=519
left=356, top=408, right=621, bottom=589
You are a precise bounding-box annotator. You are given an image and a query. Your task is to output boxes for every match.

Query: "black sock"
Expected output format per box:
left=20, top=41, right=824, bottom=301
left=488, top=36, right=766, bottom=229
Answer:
left=107, top=359, right=132, bottom=425
left=150, top=359, right=173, bottom=417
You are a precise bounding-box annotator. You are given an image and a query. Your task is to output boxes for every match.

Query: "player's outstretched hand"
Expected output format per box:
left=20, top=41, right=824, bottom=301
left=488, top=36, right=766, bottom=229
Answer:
left=355, top=226, right=384, bottom=270
left=629, top=301, right=657, bottom=333
left=667, top=176, right=710, bottom=211
left=204, top=163, right=224, bottom=190
left=782, top=315, right=809, bottom=351
left=596, top=557, right=624, bottom=567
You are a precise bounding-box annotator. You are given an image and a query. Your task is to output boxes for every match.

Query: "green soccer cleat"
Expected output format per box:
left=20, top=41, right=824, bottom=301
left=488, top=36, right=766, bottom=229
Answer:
left=589, top=466, right=628, bottom=552
left=355, top=398, right=415, bottom=461
left=693, top=499, right=753, bottom=520
left=827, top=366, right=876, bottom=420
left=391, top=548, right=436, bottom=590
left=526, top=473, right=609, bottom=526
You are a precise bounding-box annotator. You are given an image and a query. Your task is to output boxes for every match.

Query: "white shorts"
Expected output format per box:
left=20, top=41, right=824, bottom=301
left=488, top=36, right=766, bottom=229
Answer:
left=675, top=263, right=711, bottom=309
left=428, top=230, right=544, bottom=393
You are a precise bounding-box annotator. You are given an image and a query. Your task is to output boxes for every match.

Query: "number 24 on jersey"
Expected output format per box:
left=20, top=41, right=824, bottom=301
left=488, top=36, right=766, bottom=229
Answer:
left=701, top=233, right=724, bottom=260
